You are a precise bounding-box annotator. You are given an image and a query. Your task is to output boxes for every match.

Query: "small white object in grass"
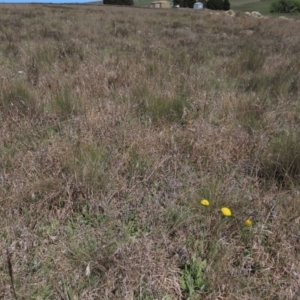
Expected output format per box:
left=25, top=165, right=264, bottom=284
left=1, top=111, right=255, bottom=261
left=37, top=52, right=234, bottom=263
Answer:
left=49, top=235, right=58, bottom=242
left=252, top=11, right=262, bottom=18
left=225, top=10, right=235, bottom=17
left=85, top=263, right=91, bottom=277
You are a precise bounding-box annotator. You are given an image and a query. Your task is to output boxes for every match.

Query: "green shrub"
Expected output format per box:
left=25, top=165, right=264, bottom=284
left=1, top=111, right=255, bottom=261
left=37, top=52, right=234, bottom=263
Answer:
left=207, top=0, right=230, bottom=10
left=173, top=0, right=198, bottom=8
left=270, top=0, right=300, bottom=13
left=223, top=0, right=230, bottom=10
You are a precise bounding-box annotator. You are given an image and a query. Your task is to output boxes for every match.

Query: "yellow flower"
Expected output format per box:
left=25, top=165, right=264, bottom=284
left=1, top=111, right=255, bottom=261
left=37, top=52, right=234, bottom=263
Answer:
left=200, top=199, right=210, bottom=206
left=187, top=120, right=193, bottom=125
left=221, top=207, right=232, bottom=217
left=245, top=219, right=252, bottom=226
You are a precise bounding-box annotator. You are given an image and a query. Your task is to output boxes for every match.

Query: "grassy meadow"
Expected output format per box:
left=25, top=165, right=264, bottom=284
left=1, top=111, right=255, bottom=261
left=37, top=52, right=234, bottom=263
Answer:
left=230, top=0, right=273, bottom=14
left=1, top=4, right=300, bottom=299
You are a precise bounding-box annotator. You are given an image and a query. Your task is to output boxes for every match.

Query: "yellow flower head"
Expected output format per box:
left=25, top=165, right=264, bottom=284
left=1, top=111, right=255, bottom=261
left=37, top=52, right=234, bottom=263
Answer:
left=245, top=219, right=252, bottom=226
left=221, top=207, right=232, bottom=217
left=200, top=199, right=210, bottom=206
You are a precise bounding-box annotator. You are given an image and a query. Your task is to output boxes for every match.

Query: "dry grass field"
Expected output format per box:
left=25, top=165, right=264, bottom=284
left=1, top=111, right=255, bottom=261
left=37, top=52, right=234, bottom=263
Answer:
left=1, top=4, right=300, bottom=299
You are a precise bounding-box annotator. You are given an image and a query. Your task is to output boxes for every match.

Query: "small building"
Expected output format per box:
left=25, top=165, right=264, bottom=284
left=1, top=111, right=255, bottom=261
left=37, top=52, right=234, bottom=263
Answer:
left=150, top=1, right=170, bottom=8
left=193, top=2, right=203, bottom=9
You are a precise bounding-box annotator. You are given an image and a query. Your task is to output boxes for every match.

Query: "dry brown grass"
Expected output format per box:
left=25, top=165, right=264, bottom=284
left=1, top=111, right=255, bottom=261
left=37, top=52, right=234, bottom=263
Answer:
left=1, top=4, right=300, bottom=299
